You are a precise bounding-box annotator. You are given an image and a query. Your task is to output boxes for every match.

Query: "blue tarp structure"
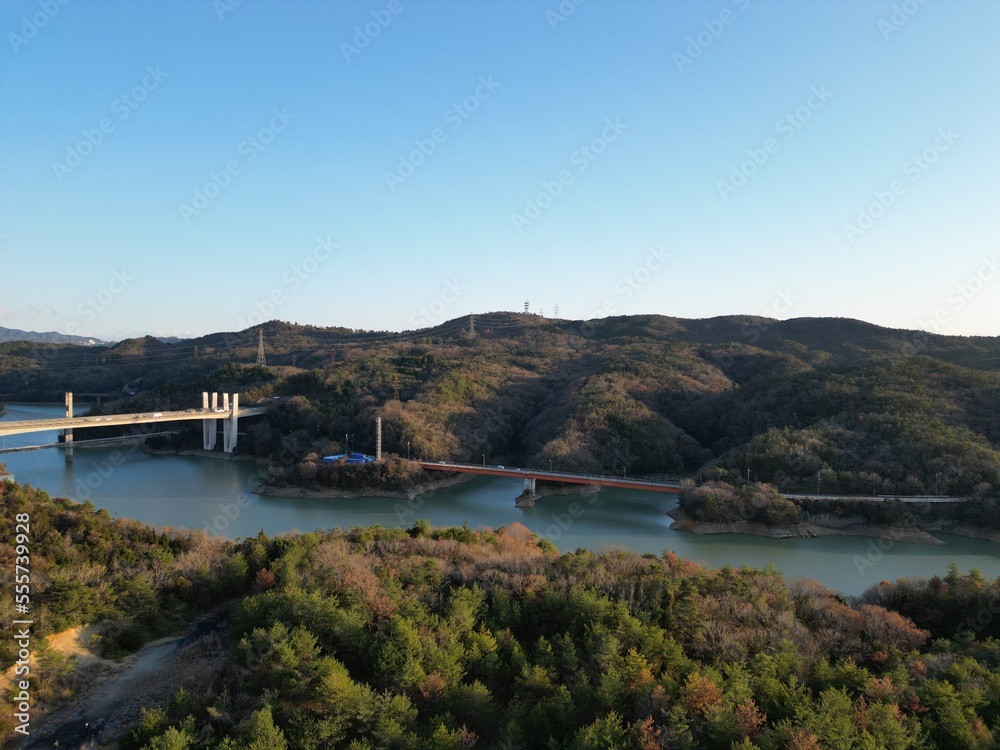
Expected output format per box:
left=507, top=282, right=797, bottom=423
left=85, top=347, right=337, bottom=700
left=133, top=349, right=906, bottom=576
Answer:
left=322, top=452, right=375, bottom=465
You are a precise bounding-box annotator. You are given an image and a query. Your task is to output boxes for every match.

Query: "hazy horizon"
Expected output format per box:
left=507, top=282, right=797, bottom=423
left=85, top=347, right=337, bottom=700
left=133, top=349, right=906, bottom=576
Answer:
left=6, top=309, right=1000, bottom=347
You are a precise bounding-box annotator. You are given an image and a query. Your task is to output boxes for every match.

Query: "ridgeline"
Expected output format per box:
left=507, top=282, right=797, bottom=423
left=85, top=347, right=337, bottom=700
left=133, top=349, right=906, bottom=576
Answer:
left=1, top=313, right=999, bottom=501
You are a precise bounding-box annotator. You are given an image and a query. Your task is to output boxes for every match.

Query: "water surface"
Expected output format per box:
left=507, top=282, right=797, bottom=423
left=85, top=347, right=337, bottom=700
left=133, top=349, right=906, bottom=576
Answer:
left=3, top=402, right=998, bottom=595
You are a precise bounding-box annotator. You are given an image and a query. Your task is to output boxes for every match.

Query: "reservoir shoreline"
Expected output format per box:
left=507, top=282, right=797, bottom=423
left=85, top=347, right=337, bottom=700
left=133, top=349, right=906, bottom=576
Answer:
left=5, top=402, right=1000, bottom=597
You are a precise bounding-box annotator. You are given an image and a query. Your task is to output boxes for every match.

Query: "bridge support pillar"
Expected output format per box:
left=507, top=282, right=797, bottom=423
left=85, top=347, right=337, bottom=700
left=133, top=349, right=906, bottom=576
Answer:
left=223, top=393, right=238, bottom=453
left=202, top=392, right=218, bottom=450
left=64, top=391, right=73, bottom=463
left=202, top=392, right=239, bottom=453
left=515, top=477, right=537, bottom=508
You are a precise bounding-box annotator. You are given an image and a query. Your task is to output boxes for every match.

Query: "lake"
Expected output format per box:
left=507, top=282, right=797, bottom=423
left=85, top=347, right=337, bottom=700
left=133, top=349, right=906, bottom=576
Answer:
left=3, top=402, right=999, bottom=595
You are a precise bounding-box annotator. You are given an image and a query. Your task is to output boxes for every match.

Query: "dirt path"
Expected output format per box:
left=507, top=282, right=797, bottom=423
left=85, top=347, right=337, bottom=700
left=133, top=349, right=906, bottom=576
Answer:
left=17, top=608, right=232, bottom=749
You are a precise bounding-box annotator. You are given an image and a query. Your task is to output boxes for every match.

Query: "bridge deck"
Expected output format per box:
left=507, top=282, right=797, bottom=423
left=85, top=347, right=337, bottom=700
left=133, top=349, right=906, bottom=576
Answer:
left=0, top=407, right=271, bottom=437
left=418, top=461, right=683, bottom=493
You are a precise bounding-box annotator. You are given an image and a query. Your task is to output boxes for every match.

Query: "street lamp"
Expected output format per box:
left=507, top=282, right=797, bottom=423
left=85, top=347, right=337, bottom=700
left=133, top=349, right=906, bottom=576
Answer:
left=481, top=453, right=485, bottom=466
left=407, top=441, right=411, bottom=459
left=549, top=459, right=553, bottom=471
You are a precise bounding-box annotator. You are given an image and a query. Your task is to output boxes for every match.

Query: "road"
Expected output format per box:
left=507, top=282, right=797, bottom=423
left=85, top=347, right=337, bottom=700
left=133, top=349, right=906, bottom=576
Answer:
left=23, top=610, right=230, bottom=750
left=418, top=461, right=683, bottom=493
left=0, top=406, right=271, bottom=438
left=418, top=462, right=967, bottom=503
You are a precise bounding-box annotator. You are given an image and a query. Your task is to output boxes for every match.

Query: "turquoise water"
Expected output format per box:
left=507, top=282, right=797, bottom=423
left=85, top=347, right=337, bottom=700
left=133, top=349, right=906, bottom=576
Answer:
left=3, top=402, right=999, bottom=595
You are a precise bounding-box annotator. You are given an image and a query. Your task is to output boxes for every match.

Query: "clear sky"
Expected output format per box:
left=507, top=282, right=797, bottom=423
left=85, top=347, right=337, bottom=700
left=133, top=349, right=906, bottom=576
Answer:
left=1, top=0, right=998, bottom=341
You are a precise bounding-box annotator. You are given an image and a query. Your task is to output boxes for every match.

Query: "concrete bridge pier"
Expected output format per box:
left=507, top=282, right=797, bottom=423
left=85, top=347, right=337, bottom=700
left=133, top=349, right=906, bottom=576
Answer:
left=64, top=391, right=73, bottom=463
left=223, top=393, right=239, bottom=453
left=515, top=476, right=537, bottom=508
left=202, top=392, right=218, bottom=450
left=202, top=392, right=240, bottom=453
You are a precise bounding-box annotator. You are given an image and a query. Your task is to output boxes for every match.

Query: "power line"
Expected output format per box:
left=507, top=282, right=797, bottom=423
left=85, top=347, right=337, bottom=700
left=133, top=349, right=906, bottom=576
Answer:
left=3, top=315, right=531, bottom=373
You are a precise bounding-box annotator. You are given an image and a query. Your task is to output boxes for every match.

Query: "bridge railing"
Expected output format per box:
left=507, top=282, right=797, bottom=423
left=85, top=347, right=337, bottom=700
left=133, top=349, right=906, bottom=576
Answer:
left=422, top=461, right=684, bottom=487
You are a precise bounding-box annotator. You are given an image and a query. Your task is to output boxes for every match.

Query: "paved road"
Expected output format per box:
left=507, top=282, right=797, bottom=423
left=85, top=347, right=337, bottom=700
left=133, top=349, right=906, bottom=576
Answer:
left=419, top=461, right=683, bottom=493
left=0, top=406, right=271, bottom=438
left=419, top=462, right=966, bottom=503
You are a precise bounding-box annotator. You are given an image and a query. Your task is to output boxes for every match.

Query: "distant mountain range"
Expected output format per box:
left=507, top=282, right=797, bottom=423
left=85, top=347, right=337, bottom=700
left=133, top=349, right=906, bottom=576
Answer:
left=0, top=325, right=184, bottom=346
left=0, top=325, right=110, bottom=346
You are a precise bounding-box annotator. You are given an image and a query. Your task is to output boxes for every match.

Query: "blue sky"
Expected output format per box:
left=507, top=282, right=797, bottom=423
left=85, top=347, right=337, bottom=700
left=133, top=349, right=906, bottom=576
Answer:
left=1, top=0, right=998, bottom=340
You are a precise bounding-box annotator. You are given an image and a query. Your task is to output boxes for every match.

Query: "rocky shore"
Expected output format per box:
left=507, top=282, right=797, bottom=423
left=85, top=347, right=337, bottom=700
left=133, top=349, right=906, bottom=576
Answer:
left=253, top=470, right=476, bottom=500
left=667, top=507, right=945, bottom=545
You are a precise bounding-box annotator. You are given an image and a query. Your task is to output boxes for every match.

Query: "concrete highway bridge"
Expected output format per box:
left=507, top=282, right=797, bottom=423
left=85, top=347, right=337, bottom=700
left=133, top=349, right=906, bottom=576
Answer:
left=0, top=392, right=271, bottom=461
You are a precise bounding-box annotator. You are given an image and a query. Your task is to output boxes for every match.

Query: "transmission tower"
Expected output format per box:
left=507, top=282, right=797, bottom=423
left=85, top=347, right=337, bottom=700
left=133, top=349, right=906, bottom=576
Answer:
left=524, top=300, right=530, bottom=315
left=468, top=313, right=476, bottom=338
left=393, top=376, right=400, bottom=401
left=554, top=304, right=559, bottom=318
left=255, top=329, right=266, bottom=366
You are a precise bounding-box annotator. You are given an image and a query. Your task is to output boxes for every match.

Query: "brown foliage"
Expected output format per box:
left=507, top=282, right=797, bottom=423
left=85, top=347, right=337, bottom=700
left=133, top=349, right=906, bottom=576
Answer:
left=253, top=568, right=276, bottom=593
left=734, top=699, right=766, bottom=740
left=679, top=672, right=723, bottom=718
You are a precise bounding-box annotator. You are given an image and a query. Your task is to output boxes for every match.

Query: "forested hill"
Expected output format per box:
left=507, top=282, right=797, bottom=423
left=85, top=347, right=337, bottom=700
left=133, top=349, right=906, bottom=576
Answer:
left=2, top=313, right=999, bottom=496
left=7, top=478, right=1000, bottom=748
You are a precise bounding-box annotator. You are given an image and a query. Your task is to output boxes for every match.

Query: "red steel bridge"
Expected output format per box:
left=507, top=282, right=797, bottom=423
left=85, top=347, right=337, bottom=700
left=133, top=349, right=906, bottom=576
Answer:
left=418, top=460, right=683, bottom=506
